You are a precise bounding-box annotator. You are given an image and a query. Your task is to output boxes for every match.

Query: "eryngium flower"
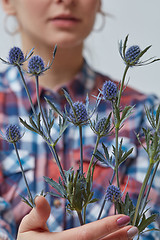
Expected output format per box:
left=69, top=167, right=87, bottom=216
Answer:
left=106, top=185, right=121, bottom=203
left=69, top=101, right=88, bottom=125
left=95, top=117, right=110, bottom=136
left=119, top=35, right=160, bottom=67
left=125, top=45, right=141, bottom=65
left=47, top=89, right=101, bottom=127
left=0, top=47, right=34, bottom=67
left=5, top=124, right=22, bottom=143
left=102, top=80, right=117, bottom=101
left=8, top=47, right=25, bottom=65
left=28, top=55, right=45, bottom=76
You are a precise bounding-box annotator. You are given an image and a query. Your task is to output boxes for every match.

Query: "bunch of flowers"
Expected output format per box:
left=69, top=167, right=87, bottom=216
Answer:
left=0, top=35, right=160, bottom=239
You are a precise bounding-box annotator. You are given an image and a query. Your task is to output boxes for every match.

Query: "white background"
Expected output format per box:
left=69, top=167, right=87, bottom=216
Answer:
left=0, top=0, right=160, bottom=97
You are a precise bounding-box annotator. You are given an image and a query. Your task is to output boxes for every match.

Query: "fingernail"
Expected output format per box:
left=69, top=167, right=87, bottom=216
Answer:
left=117, top=216, right=130, bottom=227
left=127, top=227, right=139, bottom=239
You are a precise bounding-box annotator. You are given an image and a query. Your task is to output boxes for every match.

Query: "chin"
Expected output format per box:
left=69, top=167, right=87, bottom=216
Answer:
left=49, top=38, right=83, bottom=50
left=46, top=31, right=84, bottom=48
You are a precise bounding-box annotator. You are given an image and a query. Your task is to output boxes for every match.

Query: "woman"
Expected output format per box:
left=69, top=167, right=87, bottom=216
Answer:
left=0, top=0, right=159, bottom=239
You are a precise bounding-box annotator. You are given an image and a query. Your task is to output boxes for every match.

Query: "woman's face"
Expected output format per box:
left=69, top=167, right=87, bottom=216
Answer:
left=6, top=0, right=101, bottom=49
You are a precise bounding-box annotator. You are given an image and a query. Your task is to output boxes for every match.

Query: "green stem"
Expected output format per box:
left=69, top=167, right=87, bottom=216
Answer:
left=132, top=162, right=154, bottom=226
left=35, top=76, right=51, bottom=138
left=77, top=211, right=84, bottom=225
left=79, top=125, right=83, bottom=175
left=17, top=66, right=37, bottom=117
left=13, top=143, right=34, bottom=207
left=115, top=127, right=120, bottom=188
left=97, top=170, right=116, bottom=220
left=156, top=110, right=160, bottom=132
left=112, top=102, right=120, bottom=188
left=49, top=145, right=66, bottom=183
left=97, top=196, right=106, bottom=220
left=113, top=65, right=129, bottom=188
left=83, top=135, right=100, bottom=223
left=83, top=206, right=87, bottom=224
left=139, top=160, right=160, bottom=216
left=87, top=135, right=100, bottom=178
left=117, top=65, right=129, bottom=108
left=18, top=68, right=66, bottom=184
left=114, top=204, right=117, bottom=215
left=35, top=76, right=66, bottom=183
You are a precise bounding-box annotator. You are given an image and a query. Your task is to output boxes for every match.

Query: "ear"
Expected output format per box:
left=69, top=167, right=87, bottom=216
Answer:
left=1, top=0, right=16, bottom=15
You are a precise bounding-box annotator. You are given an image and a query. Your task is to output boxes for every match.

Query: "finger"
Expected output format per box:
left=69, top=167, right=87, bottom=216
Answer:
left=18, top=196, right=51, bottom=233
left=53, top=214, right=132, bottom=240
left=100, top=226, right=139, bottom=240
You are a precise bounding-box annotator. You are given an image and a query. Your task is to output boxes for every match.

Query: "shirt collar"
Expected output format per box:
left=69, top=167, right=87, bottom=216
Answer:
left=55, top=60, right=96, bottom=101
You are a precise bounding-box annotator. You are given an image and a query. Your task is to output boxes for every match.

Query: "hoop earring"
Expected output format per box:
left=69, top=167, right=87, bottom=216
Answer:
left=93, top=10, right=106, bottom=32
left=4, top=15, right=20, bottom=36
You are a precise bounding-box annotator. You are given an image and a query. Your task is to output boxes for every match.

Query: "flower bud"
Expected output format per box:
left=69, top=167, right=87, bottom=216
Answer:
left=102, top=80, right=117, bottom=101
left=5, top=124, right=21, bottom=143
left=95, top=117, right=110, bottom=136
left=8, top=47, right=24, bottom=65
left=28, top=55, right=45, bottom=75
left=69, top=101, right=88, bottom=125
left=125, top=45, right=141, bottom=64
left=106, top=185, right=121, bottom=203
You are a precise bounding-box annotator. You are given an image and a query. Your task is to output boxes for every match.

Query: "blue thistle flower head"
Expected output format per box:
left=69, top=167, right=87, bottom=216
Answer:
left=0, top=47, right=34, bottom=67
left=95, top=117, right=110, bottom=136
left=102, top=80, right=118, bottom=101
left=119, top=35, right=160, bottom=67
left=5, top=124, right=22, bottom=143
left=8, top=47, right=25, bottom=65
left=62, top=89, right=100, bottom=126
left=125, top=45, right=141, bottom=65
left=68, top=101, right=88, bottom=125
left=106, top=185, right=121, bottom=203
left=28, top=55, right=45, bottom=76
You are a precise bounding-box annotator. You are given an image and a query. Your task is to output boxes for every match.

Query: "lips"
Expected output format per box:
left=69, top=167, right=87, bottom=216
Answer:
left=52, top=14, right=80, bottom=22
left=48, top=14, right=81, bottom=27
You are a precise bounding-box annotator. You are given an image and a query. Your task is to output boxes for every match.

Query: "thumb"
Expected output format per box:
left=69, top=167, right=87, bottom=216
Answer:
left=18, top=196, right=51, bottom=233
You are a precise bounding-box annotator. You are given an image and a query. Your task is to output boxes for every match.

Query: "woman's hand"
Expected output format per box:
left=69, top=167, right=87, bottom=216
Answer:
left=17, top=196, right=138, bottom=240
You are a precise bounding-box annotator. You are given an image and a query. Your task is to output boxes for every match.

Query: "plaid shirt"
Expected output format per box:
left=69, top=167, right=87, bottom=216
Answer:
left=0, top=61, right=160, bottom=240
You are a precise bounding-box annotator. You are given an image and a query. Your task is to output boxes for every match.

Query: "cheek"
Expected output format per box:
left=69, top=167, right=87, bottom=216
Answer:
left=83, top=11, right=97, bottom=34
left=16, top=0, right=47, bottom=26
left=82, top=1, right=99, bottom=27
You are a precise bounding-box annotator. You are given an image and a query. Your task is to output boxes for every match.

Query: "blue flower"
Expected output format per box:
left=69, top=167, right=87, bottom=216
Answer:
left=27, top=45, right=57, bottom=76
left=28, top=55, right=45, bottom=76
left=106, top=185, right=121, bottom=203
left=68, top=101, right=88, bottom=125
left=125, top=45, right=141, bottom=65
left=119, top=35, right=159, bottom=67
left=47, top=89, right=101, bottom=127
left=8, top=47, right=25, bottom=65
left=5, top=124, right=23, bottom=143
left=95, top=117, right=111, bottom=136
left=0, top=47, right=34, bottom=67
left=102, top=80, right=118, bottom=101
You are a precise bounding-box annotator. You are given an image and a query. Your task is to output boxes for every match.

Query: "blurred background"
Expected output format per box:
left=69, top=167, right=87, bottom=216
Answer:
left=0, top=0, right=160, bottom=96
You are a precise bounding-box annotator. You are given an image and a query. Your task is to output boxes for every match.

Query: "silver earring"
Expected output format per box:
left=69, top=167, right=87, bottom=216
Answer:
left=4, top=15, right=20, bottom=36
left=93, top=10, right=106, bottom=32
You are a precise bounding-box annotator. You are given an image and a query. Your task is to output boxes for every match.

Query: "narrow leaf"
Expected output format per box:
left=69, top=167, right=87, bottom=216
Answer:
left=19, top=117, right=39, bottom=133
